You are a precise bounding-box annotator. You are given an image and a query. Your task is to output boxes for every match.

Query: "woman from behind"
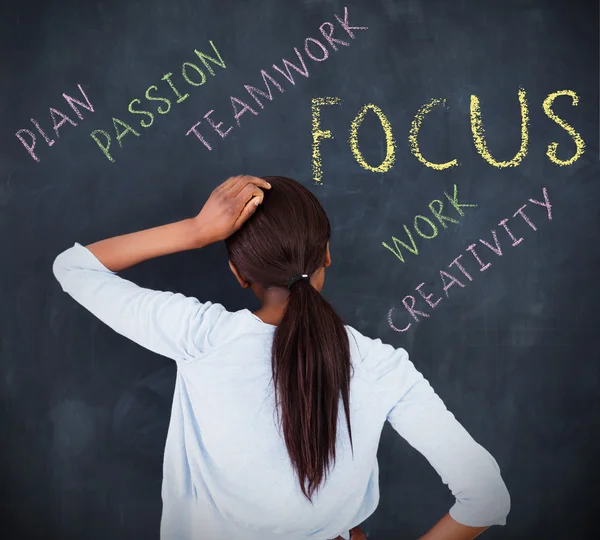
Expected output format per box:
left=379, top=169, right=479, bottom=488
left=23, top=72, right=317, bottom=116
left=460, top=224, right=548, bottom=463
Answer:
left=53, top=175, right=510, bottom=540
left=225, top=175, right=353, bottom=506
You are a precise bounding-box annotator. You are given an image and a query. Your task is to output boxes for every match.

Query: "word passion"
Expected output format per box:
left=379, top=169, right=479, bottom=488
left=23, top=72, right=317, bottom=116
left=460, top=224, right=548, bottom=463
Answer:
left=185, top=7, right=367, bottom=152
left=90, top=41, right=227, bottom=163
left=31, top=6, right=367, bottom=163
left=13, top=42, right=226, bottom=163
left=311, top=90, right=586, bottom=183
left=388, top=187, right=552, bottom=333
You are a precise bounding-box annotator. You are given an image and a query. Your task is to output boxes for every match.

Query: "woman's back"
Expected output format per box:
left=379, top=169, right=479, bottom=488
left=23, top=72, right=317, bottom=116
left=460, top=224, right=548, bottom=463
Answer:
left=163, top=306, right=382, bottom=539
left=156, top=304, right=507, bottom=540
left=53, top=175, right=510, bottom=540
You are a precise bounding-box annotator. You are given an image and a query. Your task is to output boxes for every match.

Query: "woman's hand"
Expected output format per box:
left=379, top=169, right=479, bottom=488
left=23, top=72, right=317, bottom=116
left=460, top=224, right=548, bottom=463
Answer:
left=194, top=175, right=272, bottom=243
left=417, top=513, right=489, bottom=540
left=334, top=525, right=367, bottom=540
left=349, top=526, right=367, bottom=540
left=84, top=175, right=270, bottom=272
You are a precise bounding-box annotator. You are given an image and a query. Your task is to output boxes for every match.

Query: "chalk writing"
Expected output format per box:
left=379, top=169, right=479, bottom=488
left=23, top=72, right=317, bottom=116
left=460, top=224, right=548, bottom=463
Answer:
left=311, top=90, right=585, bottom=183
left=388, top=187, right=552, bottom=332
left=543, top=90, right=586, bottom=166
left=349, top=103, right=396, bottom=173
left=382, top=184, right=477, bottom=263
left=409, top=98, right=458, bottom=170
left=470, top=87, right=530, bottom=168
left=312, top=98, right=342, bottom=184
left=186, top=7, right=368, bottom=152
left=16, top=84, right=95, bottom=162
left=90, top=41, right=226, bottom=163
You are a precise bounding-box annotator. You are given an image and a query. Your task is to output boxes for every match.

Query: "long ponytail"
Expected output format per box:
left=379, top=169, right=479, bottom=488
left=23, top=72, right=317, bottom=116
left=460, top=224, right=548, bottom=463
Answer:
left=272, top=275, right=352, bottom=502
left=224, top=175, right=353, bottom=502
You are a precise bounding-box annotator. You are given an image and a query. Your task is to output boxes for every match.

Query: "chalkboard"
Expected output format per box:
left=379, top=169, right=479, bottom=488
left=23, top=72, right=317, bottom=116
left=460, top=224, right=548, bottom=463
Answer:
left=2, top=0, right=599, bottom=538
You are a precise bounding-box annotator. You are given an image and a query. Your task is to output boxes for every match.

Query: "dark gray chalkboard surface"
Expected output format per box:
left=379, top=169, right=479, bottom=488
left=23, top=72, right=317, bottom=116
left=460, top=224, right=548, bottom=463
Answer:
left=2, top=0, right=599, bottom=538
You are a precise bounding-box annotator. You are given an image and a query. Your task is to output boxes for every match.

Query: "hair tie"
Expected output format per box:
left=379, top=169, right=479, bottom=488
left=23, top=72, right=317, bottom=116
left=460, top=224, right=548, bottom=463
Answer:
left=286, top=274, right=310, bottom=289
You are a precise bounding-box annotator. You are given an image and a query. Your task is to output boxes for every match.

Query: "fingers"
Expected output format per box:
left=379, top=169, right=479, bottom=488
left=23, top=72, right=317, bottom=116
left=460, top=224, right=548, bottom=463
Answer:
left=225, top=175, right=271, bottom=195
left=213, top=176, right=234, bottom=194
left=237, top=182, right=265, bottom=207
left=246, top=176, right=272, bottom=192
left=232, top=194, right=262, bottom=230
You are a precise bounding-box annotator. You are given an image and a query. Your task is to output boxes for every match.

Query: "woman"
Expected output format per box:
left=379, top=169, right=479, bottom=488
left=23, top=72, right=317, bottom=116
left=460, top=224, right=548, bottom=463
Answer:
left=53, top=175, right=510, bottom=540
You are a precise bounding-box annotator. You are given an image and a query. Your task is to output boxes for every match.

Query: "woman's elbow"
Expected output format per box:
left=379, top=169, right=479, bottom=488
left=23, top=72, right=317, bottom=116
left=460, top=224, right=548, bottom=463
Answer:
left=52, top=253, right=69, bottom=288
left=476, top=475, right=511, bottom=525
left=491, top=477, right=511, bottom=523
left=52, top=250, right=80, bottom=293
left=452, top=475, right=511, bottom=527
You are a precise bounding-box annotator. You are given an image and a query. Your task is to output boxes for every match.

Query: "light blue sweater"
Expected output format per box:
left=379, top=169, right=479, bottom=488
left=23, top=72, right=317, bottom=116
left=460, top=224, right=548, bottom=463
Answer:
left=52, top=242, right=510, bottom=540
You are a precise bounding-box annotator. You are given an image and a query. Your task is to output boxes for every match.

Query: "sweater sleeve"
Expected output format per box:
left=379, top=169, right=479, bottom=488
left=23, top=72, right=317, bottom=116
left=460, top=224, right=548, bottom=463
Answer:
left=349, top=327, right=511, bottom=528
left=52, top=242, right=225, bottom=363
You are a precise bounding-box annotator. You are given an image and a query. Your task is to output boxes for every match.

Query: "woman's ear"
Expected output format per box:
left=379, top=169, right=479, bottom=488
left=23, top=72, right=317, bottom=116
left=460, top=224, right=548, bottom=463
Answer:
left=324, top=242, right=331, bottom=268
left=228, top=260, right=250, bottom=288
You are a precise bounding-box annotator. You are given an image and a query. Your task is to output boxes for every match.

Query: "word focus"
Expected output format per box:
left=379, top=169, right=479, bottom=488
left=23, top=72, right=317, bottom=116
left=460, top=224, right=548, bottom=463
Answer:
left=311, top=90, right=586, bottom=183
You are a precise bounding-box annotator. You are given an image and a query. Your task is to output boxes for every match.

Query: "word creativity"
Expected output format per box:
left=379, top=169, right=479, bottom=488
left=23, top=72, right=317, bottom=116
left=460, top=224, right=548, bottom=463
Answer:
left=185, top=7, right=367, bottom=152
left=387, top=187, right=552, bottom=332
left=311, top=90, right=586, bottom=183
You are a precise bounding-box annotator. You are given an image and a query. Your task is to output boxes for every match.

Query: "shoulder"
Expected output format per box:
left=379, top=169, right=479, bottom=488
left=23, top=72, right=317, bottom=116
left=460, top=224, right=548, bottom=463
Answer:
left=345, top=324, right=420, bottom=399
left=345, top=324, right=409, bottom=371
left=199, top=307, right=273, bottom=349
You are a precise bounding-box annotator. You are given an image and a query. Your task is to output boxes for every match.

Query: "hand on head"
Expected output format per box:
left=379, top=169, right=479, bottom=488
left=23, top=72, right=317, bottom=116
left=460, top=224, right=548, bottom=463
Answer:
left=194, top=175, right=272, bottom=243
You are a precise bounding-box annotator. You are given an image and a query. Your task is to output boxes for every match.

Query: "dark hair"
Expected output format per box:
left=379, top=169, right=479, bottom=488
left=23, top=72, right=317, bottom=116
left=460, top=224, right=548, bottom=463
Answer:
left=224, top=176, right=353, bottom=502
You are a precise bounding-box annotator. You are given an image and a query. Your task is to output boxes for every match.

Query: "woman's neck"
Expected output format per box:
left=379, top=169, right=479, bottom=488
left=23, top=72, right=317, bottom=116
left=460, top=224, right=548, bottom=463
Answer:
left=253, top=286, right=290, bottom=325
